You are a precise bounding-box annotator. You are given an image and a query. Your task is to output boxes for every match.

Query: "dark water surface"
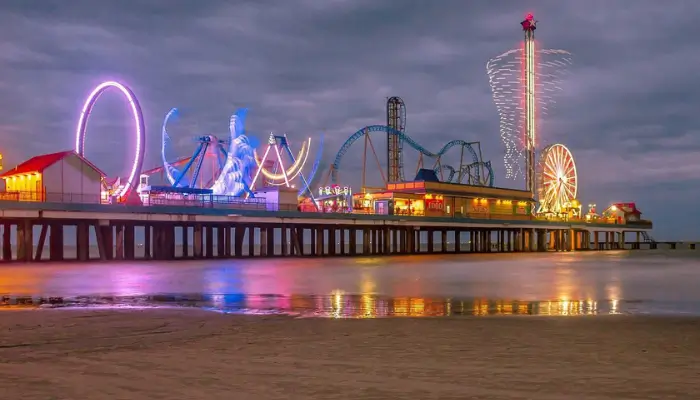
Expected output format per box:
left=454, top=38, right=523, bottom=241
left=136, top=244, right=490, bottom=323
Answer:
left=1, top=250, right=699, bottom=317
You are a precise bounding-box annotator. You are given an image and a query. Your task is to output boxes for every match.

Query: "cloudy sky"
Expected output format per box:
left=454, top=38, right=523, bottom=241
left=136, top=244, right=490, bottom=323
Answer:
left=0, top=0, right=699, bottom=239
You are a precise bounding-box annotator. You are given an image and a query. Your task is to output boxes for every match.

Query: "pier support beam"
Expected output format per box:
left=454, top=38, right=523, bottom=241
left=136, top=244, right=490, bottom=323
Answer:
left=34, top=224, right=48, bottom=261
left=205, top=225, right=214, bottom=258
left=194, top=224, right=203, bottom=258
left=217, top=226, right=226, bottom=258
left=144, top=225, right=152, bottom=259
left=76, top=222, right=90, bottom=261
left=124, top=224, right=135, bottom=260
left=2, top=223, right=11, bottom=261
left=17, top=220, right=33, bottom=262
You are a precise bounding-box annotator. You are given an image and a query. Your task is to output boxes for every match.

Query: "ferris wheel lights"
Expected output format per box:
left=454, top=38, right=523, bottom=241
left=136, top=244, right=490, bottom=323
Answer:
left=536, top=143, right=577, bottom=215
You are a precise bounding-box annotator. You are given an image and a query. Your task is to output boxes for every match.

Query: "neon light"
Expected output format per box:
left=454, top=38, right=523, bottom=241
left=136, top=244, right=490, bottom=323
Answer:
left=273, top=144, right=290, bottom=187
left=249, top=134, right=316, bottom=206
left=486, top=17, right=572, bottom=182
left=253, top=135, right=309, bottom=181
left=160, top=108, right=179, bottom=185
left=286, top=138, right=311, bottom=182
left=524, top=16, right=536, bottom=194
left=75, top=81, right=145, bottom=199
left=318, top=186, right=352, bottom=197
left=249, top=145, right=272, bottom=192
left=536, top=143, right=577, bottom=214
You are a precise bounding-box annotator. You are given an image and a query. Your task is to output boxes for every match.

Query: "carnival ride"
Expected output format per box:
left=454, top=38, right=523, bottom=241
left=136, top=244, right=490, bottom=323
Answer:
left=159, top=108, right=228, bottom=189
left=327, top=97, right=495, bottom=189
left=249, top=132, right=322, bottom=199
left=149, top=108, right=257, bottom=197
left=142, top=107, right=322, bottom=199
left=387, top=96, right=406, bottom=183
left=486, top=13, right=573, bottom=185
left=75, top=81, right=146, bottom=201
left=536, top=143, right=578, bottom=215
left=486, top=13, right=581, bottom=217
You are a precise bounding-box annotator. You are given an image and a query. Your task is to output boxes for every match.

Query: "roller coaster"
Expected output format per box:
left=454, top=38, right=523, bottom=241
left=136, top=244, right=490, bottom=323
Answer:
left=327, top=98, right=495, bottom=189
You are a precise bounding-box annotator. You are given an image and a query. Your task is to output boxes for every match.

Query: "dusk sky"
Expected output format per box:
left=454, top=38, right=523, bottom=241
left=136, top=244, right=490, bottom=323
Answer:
left=0, top=0, right=698, bottom=240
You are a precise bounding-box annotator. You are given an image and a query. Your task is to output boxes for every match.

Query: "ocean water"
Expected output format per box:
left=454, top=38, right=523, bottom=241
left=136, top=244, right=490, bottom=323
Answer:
left=19, top=241, right=692, bottom=260
left=1, top=250, right=699, bottom=317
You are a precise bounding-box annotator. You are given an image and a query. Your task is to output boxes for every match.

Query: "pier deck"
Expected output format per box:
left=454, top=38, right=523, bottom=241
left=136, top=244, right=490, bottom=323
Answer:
left=0, top=200, right=654, bottom=262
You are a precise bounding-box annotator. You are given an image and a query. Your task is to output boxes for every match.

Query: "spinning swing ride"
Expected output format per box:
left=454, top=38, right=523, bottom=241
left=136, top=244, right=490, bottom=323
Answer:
left=488, top=13, right=580, bottom=217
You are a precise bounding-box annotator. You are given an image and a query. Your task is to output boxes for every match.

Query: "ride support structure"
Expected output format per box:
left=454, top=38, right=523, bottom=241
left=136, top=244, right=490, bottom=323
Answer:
left=522, top=13, right=537, bottom=197
left=386, top=96, right=406, bottom=183
left=327, top=124, right=495, bottom=189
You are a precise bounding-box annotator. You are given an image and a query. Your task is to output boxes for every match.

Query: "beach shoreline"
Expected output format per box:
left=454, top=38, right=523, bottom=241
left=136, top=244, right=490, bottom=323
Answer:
left=1, top=309, right=699, bottom=399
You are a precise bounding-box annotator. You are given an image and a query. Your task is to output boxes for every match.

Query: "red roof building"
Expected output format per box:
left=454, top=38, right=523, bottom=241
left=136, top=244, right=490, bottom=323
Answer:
left=602, top=202, right=643, bottom=224
left=0, top=150, right=105, bottom=203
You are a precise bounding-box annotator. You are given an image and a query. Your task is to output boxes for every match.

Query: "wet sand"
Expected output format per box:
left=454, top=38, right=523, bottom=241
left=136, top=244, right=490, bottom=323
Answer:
left=1, top=309, right=699, bottom=399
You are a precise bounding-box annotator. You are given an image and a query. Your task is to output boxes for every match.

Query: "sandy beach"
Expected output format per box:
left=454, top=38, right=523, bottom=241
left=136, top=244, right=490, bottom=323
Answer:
left=0, top=309, right=697, bottom=399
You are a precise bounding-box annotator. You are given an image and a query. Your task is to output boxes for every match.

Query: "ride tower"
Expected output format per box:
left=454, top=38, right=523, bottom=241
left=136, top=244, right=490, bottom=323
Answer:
left=522, top=13, right=537, bottom=196
left=386, top=97, right=406, bottom=183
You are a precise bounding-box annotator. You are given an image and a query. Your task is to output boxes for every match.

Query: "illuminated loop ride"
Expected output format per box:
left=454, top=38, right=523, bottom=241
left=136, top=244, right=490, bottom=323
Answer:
left=486, top=13, right=573, bottom=185
left=75, top=81, right=146, bottom=200
left=536, top=143, right=577, bottom=214
left=250, top=132, right=323, bottom=198
left=157, top=108, right=257, bottom=197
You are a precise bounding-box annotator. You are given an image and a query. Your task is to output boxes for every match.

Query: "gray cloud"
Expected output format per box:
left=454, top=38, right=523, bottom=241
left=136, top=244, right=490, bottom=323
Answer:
left=0, top=0, right=699, bottom=239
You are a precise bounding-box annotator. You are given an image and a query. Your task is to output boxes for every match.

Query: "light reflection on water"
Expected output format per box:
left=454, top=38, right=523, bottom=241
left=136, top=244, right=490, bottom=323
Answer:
left=0, top=293, right=624, bottom=317
left=0, top=250, right=699, bottom=316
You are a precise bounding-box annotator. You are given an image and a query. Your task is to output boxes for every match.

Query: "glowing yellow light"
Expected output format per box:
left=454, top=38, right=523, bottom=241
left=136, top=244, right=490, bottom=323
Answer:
left=254, top=138, right=310, bottom=182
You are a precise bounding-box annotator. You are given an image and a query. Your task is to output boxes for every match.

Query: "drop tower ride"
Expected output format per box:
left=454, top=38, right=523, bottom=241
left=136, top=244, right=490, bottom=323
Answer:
left=521, top=13, right=537, bottom=195
left=387, top=96, right=406, bottom=183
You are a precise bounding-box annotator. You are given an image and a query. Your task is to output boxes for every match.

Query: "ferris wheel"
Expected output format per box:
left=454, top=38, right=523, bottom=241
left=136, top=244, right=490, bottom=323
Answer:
left=536, top=143, right=577, bottom=214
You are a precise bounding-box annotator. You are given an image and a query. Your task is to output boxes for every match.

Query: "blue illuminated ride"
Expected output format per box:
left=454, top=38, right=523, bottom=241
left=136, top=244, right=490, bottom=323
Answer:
left=161, top=108, right=256, bottom=197
left=330, top=125, right=495, bottom=187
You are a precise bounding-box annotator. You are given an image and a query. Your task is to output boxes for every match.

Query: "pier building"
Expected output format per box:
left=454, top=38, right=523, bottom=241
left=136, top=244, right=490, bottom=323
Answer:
left=0, top=150, right=104, bottom=204
left=354, top=180, right=534, bottom=219
left=601, top=203, right=644, bottom=225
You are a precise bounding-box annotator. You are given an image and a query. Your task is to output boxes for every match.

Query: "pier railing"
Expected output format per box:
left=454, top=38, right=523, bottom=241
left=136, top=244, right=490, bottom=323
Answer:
left=0, top=191, right=293, bottom=211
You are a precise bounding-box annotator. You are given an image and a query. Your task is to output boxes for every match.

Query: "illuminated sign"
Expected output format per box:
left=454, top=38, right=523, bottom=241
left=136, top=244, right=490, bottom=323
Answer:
left=469, top=204, right=489, bottom=214
left=426, top=199, right=444, bottom=211
left=318, top=185, right=352, bottom=197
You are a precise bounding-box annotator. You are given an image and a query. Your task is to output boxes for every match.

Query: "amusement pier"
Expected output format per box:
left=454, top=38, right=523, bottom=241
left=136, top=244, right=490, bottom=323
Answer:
left=0, top=14, right=660, bottom=262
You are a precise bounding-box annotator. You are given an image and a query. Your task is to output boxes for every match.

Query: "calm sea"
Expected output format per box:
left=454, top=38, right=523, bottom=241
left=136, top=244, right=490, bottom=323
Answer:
left=1, top=250, right=699, bottom=317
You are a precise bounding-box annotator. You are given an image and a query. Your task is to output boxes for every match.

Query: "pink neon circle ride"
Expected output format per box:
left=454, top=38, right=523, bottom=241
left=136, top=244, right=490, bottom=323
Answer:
left=74, top=81, right=146, bottom=199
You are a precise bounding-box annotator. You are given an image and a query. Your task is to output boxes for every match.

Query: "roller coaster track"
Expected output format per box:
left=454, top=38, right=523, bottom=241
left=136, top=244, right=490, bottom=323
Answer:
left=331, top=125, right=493, bottom=186
left=438, top=162, right=495, bottom=187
